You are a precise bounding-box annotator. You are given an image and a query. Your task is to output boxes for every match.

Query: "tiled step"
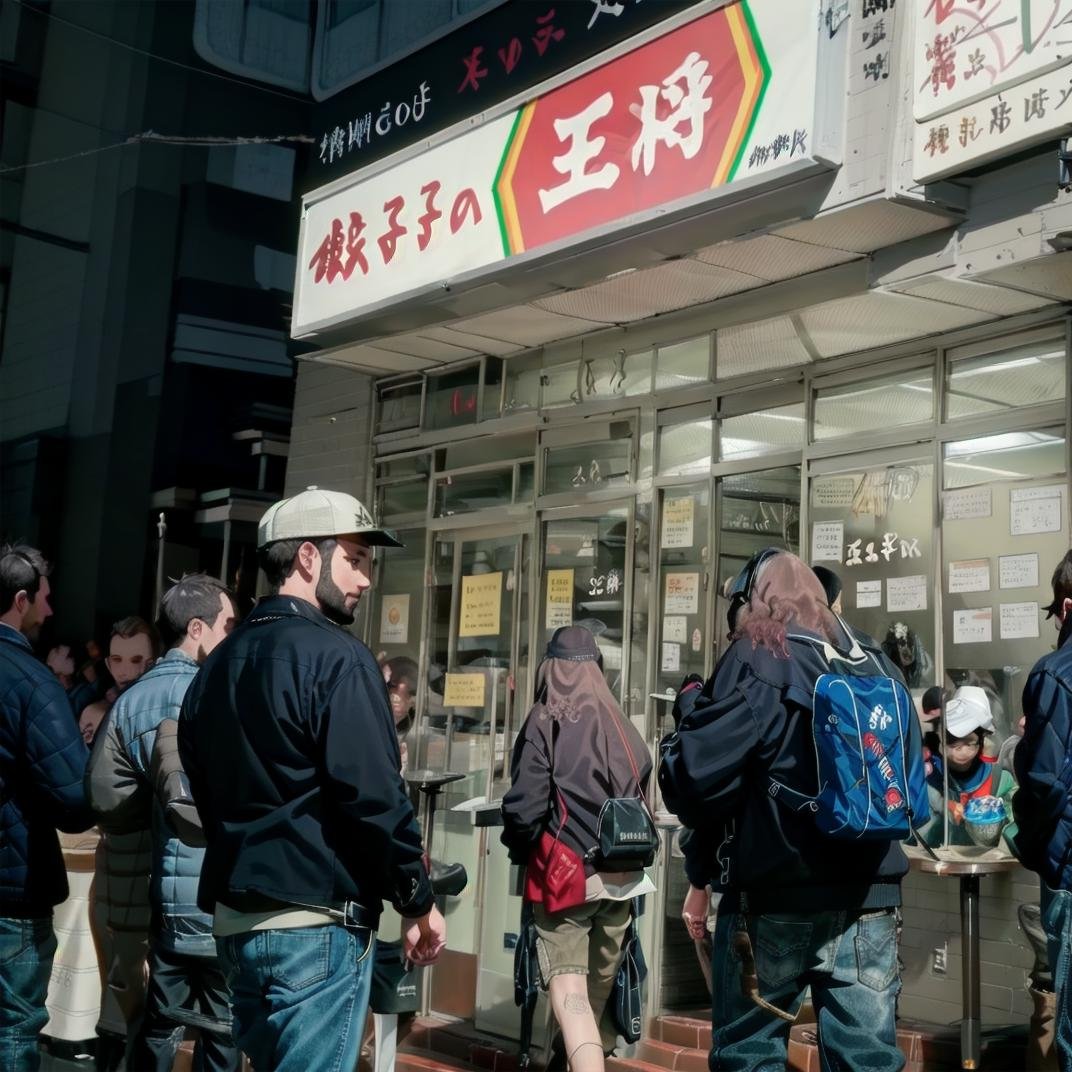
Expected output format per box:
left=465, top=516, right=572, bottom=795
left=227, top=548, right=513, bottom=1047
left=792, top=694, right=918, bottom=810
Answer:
left=399, top=1015, right=521, bottom=1071
left=635, top=1037, right=708, bottom=1070
left=647, top=1013, right=711, bottom=1051
left=606, top=1060, right=675, bottom=1072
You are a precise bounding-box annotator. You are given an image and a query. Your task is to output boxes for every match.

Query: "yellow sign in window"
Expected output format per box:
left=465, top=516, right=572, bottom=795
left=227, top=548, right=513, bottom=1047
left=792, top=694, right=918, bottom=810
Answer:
left=459, top=571, right=503, bottom=637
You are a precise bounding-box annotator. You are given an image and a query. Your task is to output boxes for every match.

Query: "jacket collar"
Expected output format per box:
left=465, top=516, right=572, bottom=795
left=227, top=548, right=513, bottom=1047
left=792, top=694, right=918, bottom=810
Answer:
left=0, top=622, right=31, bottom=651
left=248, top=594, right=338, bottom=630
left=157, top=648, right=200, bottom=670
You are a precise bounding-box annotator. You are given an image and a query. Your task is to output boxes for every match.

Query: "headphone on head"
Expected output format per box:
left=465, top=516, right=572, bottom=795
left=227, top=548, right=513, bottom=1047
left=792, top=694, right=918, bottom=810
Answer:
left=725, top=546, right=782, bottom=634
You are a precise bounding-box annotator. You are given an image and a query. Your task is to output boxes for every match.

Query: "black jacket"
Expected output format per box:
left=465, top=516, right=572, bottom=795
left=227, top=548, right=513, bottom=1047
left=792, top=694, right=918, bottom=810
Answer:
left=659, top=624, right=914, bottom=914
left=0, top=625, right=94, bottom=914
left=178, top=596, right=433, bottom=921
left=1013, top=616, right=1072, bottom=891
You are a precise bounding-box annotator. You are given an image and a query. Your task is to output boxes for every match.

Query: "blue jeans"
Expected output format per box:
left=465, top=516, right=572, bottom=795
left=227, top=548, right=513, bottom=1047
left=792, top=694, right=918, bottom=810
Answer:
left=0, top=916, right=57, bottom=1072
left=710, top=905, right=904, bottom=1072
left=1041, top=884, right=1072, bottom=1070
left=217, top=925, right=375, bottom=1072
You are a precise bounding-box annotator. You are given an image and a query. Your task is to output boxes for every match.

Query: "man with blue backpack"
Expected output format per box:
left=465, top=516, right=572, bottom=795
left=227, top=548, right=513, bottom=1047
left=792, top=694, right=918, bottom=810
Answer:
left=660, top=549, right=927, bottom=1072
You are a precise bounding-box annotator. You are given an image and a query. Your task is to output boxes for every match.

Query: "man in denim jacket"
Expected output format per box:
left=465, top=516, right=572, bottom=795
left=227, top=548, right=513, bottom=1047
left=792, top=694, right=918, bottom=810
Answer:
left=87, top=574, right=238, bottom=1072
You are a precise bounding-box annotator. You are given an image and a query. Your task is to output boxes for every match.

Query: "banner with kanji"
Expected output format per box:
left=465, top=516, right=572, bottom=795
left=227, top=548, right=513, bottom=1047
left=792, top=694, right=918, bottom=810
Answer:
left=294, top=0, right=822, bottom=336
left=913, top=0, right=1072, bottom=182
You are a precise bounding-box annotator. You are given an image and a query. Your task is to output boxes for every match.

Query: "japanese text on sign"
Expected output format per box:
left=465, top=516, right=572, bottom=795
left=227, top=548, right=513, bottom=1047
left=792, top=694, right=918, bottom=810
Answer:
left=664, top=572, right=700, bottom=614
left=459, top=571, right=503, bottom=637
left=661, top=496, right=695, bottom=549
left=444, top=672, right=487, bottom=708
left=953, top=607, right=992, bottom=645
left=546, top=568, right=574, bottom=629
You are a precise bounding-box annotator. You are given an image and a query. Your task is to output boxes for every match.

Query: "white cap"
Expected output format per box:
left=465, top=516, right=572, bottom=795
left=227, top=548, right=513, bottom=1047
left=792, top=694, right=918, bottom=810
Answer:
left=257, top=487, right=402, bottom=549
left=944, top=685, right=994, bottom=738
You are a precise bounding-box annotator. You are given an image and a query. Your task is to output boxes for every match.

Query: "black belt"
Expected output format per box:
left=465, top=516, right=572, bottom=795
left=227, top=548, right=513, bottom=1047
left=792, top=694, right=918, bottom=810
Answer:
left=282, top=898, right=379, bottom=931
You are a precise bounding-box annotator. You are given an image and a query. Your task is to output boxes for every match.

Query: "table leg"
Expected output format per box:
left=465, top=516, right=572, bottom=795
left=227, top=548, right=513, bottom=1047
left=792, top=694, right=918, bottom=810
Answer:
left=960, top=875, right=981, bottom=1070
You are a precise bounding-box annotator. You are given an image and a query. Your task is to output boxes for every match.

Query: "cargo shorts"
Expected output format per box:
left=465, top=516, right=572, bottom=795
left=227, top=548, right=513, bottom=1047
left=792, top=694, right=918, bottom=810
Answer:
left=532, top=898, right=631, bottom=985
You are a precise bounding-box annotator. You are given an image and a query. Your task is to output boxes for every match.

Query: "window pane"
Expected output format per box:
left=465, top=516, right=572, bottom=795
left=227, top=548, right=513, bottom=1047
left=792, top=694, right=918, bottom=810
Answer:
left=425, top=366, right=480, bottom=430
left=516, top=462, right=535, bottom=503
left=943, top=429, right=1066, bottom=489
left=380, top=480, right=428, bottom=517
left=377, top=454, right=430, bottom=480
left=658, top=417, right=712, bottom=478
left=808, top=461, right=936, bottom=691
left=434, top=469, right=513, bottom=517
left=543, top=428, right=632, bottom=496
left=441, top=432, right=533, bottom=471
left=656, top=337, right=710, bottom=392
left=720, top=402, right=805, bottom=461
left=814, top=367, right=933, bottom=440
left=541, top=361, right=578, bottom=409
left=946, top=334, right=1067, bottom=419
left=378, top=379, right=422, bottom=432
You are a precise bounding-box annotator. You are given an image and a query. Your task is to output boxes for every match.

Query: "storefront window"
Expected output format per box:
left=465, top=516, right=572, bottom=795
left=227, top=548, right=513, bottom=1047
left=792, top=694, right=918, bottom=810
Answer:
left=941, top=430, right=1068, bottom=747
left=945, top=330, right=1066, bottom=420
left=435, top=467, right=515, bottom=517
left=655, top=484, right=710, bottom=696
left=814, top=365, right=933, bottom=441
left=809, top=459, right=935, bottom=691
left=540, top=507, right=631, bottom=701
left=715, top=466, right=801, bottom=654
left=379, top=480, right=429, bottom=518
left=542, top=422, right=633, bottom=496
left=378, top=377, right=423, bottom=433
left=719, top=402, right=805, bottom=461
left=425, top=364, right=481, bottom=430
left=658, top=414, right=712, bottom=478
left=655, top=336, right=711, bottom=392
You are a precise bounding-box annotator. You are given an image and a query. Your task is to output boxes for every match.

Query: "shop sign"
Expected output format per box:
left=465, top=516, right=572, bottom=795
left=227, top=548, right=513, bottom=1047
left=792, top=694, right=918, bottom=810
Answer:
left=913, top=0, right=1072, bottom=182
left=459, top=571, right=503, bottom=637
left=308, top=0, right=703, bottom=192
left=295, top=0, right=825, bottom=335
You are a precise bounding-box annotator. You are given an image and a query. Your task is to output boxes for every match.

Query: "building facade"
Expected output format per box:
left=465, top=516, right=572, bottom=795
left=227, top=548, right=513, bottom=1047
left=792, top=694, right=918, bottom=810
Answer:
left=288, top=0, right=1072, bottom=1059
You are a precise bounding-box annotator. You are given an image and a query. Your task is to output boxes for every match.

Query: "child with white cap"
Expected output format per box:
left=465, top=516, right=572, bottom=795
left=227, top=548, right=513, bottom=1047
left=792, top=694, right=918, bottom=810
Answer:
left=921, top=685, right=1017, bottom=847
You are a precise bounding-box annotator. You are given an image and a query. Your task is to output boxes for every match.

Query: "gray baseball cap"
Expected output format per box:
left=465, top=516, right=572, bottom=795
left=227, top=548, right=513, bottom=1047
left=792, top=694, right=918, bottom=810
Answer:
left=257, top=486, right=403, bottom=549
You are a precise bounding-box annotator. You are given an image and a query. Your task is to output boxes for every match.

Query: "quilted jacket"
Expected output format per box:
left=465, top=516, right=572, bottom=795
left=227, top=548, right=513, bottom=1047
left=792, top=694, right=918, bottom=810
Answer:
left=0, top=624, right=94, bottom=914
left=87, top=649, right=214, bottom=954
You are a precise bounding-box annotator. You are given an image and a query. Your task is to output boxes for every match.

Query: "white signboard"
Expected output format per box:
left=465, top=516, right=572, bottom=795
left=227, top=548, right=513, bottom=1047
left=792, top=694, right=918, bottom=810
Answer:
left=661, top=642, right=681, bottom=673
left=1000, top=601, right=1041, bottom=640
left=665, top=573, right=700, bottom=615
left=913, top=1, right=1072, bottom=182
left=1011, top=495, right=1062, bottom=536
left=953, top=607, right=993, bottom=645
left=856, top=579, right=882, bottom=609
left=811, top=521, right=844, bottom=564
left=887, top=574, right=928, bottom=613
left=661, top=497, right=695, bottom=550
left=948, top=559, right=991, bottom=595
left=663, top=616, right=688, bottom=644
left=999, top=553, right=1040, bottom=590
left=942, top=486, right=992, bottom=521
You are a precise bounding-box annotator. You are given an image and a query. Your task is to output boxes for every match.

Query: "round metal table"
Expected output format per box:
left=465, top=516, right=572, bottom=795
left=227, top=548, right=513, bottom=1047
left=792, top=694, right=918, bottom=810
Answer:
left=904, top=846, right=1022, bottom=1070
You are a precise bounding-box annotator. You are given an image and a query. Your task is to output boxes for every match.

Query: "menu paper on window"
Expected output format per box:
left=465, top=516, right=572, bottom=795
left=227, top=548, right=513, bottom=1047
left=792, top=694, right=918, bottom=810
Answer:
left=661, top=642, right=681, bottom=673
left=948, top=559, right=991, bottom=595
left=811, top=521, right=844, bottom=564
left=545, top=569, right=574, bottom=629
left=856, top=580, right=882, bottom=609
left=999, top=553, right=1039, bottom=590
left=443, top=672, right=486, bottom=708
left=886, top=575, right=928, bottom=613
left=942, top=486, right=992, bottom=521
left=953, top=607, right=993, bottom=645
left=378, top=594, right=410, bottom=644
left=458, top=571, right=503, bottom=637
left=664, top=572, right=700, bottom=614
left=812, top=476, right=858, bottom=509
left=999, top=601, right=1040, bottom=640
left=661, top=496, right=695, bottom=549
left=1010, top=494, right=1062, bottom=536
left=663, top=616, right=688, bottom=644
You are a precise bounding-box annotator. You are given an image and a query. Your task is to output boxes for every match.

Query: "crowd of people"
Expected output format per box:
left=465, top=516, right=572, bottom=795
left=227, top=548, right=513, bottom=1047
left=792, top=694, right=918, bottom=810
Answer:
left=0, top=490, right=1069, bottom=1072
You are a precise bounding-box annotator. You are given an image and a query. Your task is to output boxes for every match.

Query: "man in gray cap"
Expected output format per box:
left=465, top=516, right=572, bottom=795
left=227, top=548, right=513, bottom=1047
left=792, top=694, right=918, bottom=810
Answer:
left=178, top=487, right=445, bottom=1072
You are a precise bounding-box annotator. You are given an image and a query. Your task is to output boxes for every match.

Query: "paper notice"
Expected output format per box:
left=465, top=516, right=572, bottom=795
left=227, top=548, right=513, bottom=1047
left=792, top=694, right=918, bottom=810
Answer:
left=811, top=521, right=844, bottom=563
left=665, top=572, right=700, bottom=614
left=545, top=569, right=574, bottom=629
left=378, top=594, right=410, bottom=644
left=661, top=496, right=695, bottom=549
left=443, top=672, right=486, bottom=708
left=459, top=571, right=503, bottom=637
left=999, top=601, right=1040, bottom=640
left=663, top=615, right=688, bottom=644
left=1011, top=484, right=1067, bottom=504
left=948, top=558, right=991, bottom=594
left=856, top=580, right=882, bottom=609
left=1011, top=496, right=1061, bottom=536
left=953, top=607, right=992, bottom=645
left=661, top=643, right=681, bottom=673
left=942, top=486, right=992, bottom=521
left=886, top=574, right=928, bottom=613
left=812, top=476, right=858, bottom=508
left=999, top=553, right=1039, bottom=590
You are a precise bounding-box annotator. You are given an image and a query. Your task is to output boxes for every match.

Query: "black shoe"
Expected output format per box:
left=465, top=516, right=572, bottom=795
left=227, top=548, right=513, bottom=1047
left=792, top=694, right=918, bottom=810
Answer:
left=429, top=859, right=467, bottom=897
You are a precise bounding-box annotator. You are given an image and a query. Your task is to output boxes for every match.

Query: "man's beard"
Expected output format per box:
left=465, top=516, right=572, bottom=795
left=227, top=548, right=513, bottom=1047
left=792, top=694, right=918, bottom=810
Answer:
left=316, top=563, right=356, bottom=625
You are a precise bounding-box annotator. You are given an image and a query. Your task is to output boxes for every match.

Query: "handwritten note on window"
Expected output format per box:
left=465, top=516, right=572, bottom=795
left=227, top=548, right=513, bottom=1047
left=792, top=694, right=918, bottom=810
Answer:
left=811, top=521, right=844, bottom=563
left=886, top=575, right=928, bottom=613
left=664, top=572, right=700, bottom=614
left=545, top=569, right=574, bottom=629
left=1010, top=495, right=1061, bottom=536
left=459, top=572, right=503, bottom=637
left=999, top=553, right=1039, bottom=590
left=948, top=559, right=990, bottom=594
left=443, top=672, right=486, bottom=708
left=856, top=580, right=882, bottom=609
left=953, top=607, right=992, bottom=645
left=942, top=486, right=992, bottom=521
left=661, top=496, right=695, bottom=549
left=999, top=601, right=1040, bottom=640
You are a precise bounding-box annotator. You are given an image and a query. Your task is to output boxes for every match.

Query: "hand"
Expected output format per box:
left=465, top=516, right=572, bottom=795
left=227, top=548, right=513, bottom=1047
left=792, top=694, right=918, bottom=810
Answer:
left=403, top=905, right=447, bottom=966
left=681, top=884, right=709, bottom=941
left=950, top=801, right=965, bottom=824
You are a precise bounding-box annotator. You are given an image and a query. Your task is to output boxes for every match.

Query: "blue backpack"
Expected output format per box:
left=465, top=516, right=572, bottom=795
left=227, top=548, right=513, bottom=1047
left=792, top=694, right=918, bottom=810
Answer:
left=768, top=633, right=930, bottom=842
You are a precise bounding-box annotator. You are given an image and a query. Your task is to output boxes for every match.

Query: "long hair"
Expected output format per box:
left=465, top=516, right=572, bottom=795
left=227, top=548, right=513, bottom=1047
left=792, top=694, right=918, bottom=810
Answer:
left=733, top=552, right=840, bottom=657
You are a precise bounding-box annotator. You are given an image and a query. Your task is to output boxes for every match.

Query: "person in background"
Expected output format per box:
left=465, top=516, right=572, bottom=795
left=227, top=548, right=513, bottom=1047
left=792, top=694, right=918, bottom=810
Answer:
left=84, top=615, right=159, bottom=1070
left=380, top=654, right=418, bottom=773
left=811, top=565, right=843, bottom=614
left=0, top=544, right=95, bottom=1071
left=882, top=621, right=933, bottom=688
left=1013, top=549, right=1072, bottom=1071
left=88, top=577, right=240, bottom=1072
left=919, top=685, right=947, bottom=778
left=920, top=685, right=1016, bottom=848
left=502, top=626, right=655, bottom=1072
